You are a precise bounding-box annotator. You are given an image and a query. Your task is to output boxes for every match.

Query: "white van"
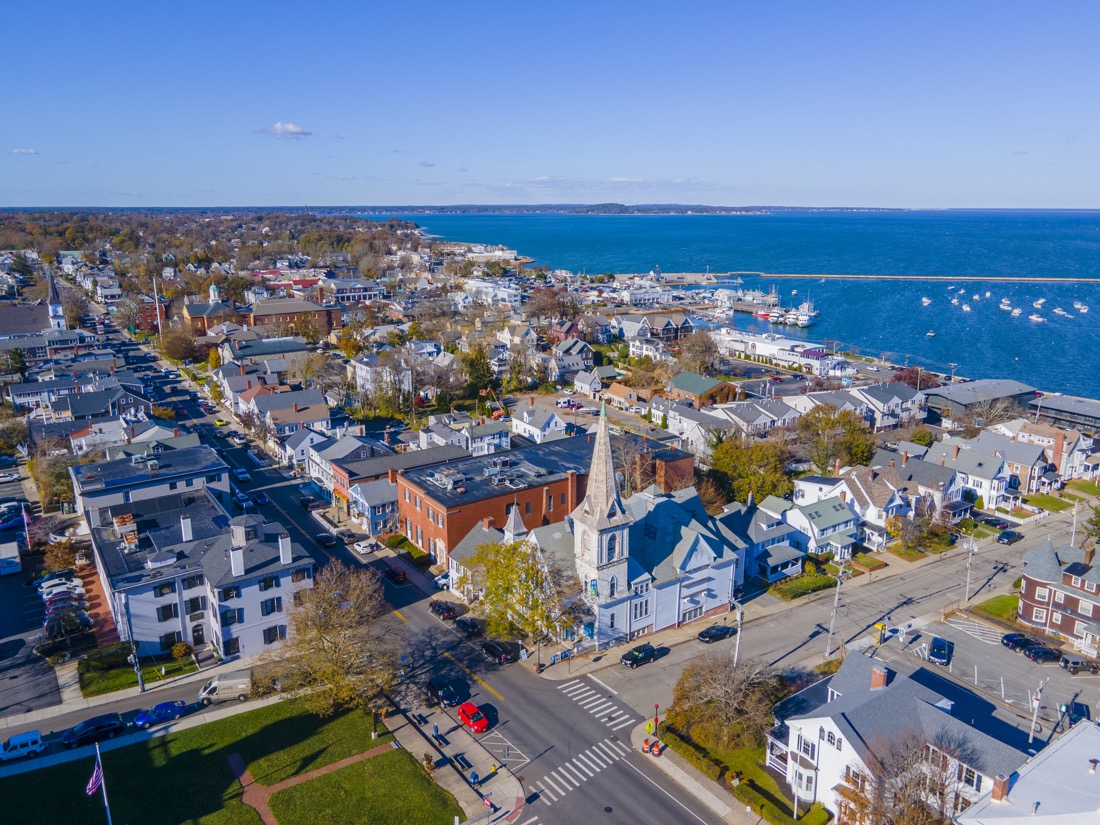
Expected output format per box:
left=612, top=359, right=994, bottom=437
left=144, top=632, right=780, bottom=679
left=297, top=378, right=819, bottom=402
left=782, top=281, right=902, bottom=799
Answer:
left=0, top=730, right=45, bottom=761
left=0, top=542, right=20, bottom=576
left=198, top=670, right=252, bottom=705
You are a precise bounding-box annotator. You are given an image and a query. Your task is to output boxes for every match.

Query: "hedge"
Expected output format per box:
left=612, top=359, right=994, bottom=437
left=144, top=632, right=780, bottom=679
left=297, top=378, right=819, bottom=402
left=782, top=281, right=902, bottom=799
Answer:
left=385, top=534, right=407, bottom=549
left=656, top=724, right=724, bottom=781
left=733, top=781, right=830, bottom=825
left=770, top=574, right=836, bottom=601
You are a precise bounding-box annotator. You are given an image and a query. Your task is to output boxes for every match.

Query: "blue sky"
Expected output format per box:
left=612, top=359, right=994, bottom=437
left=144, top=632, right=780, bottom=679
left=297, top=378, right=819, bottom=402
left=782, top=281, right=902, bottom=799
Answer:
left=3, top=1, right=1097, bottom=208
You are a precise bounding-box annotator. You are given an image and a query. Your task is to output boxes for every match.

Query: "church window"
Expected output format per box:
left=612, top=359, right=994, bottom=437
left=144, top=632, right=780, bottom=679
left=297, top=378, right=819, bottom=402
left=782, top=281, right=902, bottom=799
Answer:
left=609, top=576, right=618, bottom=598
left=607, top=534, right=618, bottom=563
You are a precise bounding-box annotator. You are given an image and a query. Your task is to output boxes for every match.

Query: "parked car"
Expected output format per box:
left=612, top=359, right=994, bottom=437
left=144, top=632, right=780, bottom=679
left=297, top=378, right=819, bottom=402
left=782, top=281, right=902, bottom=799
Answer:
left=1001, top=633, right=1039, bottom=652
left=429, top=601, right=458, bottom=620
left=426, top=677, right=463, bottom=708
left=0, top=456, right=17, bottom=468
left=213, top=418, right=229, bottom=427
left=482, top=640, right=520, bottom=664
left=997, top=530, right=1023, bottom=545
left=621, top=643, right=657, bottom=669
left=384, top=566, right=407, bottom=584
left=1060, top=654, right=1100, bottom=675
left=233, top=468, right=251, bottom=482
left=697, top=624, right=735, bottom=644
left=61, top=713, right=126, bottom=748
left=230, top=435, right=248, bottom=446
left=0, top=473, right=20, bottom=483
left=352, top=539, right=378, bottom=555
left=928, top=637, right=952, bottom=666
left=456, top=701, right=489, bottom=734
left=299, top=495, right=322, bottom=511
left=40, top=581, right=85, bottom=600
left=38, top=568, right=76, bottom=586
left=333, top=528, right=356, bottom=544
left=45, top=610, right=94, bottom=638
left=0, top=730, right=45, bottom=761
left=253, top=492, right=269, bottom=506
left=45, top=598, right=89, bottom=616
left=433, top=572, right=451, bottom=590
left=132, top=700, right=187, bottom=729
left=314, top=533, right=337, bottom=549
left=981, top=515, right=1010, bottom=530
left=453, top=617, right=482, bottom=638
left=1024, top=645, right=1062, bottom=664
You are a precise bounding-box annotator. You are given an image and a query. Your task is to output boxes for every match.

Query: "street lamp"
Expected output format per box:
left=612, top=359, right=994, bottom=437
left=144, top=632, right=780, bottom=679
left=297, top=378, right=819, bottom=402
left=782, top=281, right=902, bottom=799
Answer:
left=964, top=532, right=979, bottom=602
left=732, top=601, right=744, bottom=668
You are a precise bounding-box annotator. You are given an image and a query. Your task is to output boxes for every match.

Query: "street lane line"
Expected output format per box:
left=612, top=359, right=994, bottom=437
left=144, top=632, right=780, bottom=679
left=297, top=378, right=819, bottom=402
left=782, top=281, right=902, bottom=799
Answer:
left=558, top=679, right=582, bottom=689
left=576, top=752, right=602, bottom=773
left=622, top=760, right=710, bottom=825
left=442, top=652, right=504, bottom=702
left=391, top=609, right=407, bottom=623
left=519, top=816, right=541, bottom=824
left=610, top=717, right=635, bottom=731
left=589, top=675, right=619, bottom=695
left=595, top=742, right=620, bottom=762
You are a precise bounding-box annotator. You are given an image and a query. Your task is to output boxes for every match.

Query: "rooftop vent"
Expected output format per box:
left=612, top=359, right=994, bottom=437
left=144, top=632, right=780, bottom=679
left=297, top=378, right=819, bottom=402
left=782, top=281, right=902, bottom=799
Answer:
left=147, top=459, right=160, bottom=471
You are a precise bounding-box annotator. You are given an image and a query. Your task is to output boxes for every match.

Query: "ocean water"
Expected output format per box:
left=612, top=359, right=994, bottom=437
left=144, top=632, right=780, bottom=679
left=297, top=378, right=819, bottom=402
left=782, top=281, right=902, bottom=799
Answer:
left=373, top=211, right=1100, bottom=398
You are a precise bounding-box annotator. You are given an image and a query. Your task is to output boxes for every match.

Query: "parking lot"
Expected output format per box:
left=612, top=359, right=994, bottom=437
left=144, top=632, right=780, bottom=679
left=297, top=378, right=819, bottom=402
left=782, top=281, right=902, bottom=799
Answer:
left=0, top=572, right=61, bottom=717
left=869, top=614, right=1098, bottom=740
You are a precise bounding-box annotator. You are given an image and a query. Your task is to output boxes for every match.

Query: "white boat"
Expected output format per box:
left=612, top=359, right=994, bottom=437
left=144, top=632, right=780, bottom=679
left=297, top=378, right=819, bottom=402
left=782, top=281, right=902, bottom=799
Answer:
left=784, top=311, right=800, bottom=324
left=768, top=310, right=784, bottom=323
left=1011, top=308, right=1023, bottom=317
left=1033, top=298, right=1046, bottom=308
left=921, top=297, right=932, bottom=306
left=791, top=290, right=798, bottom=296
left=972, top=294, right=980, bottom=301
left=1073, top=300, right=1082, bottom=309
left=1080, top=305, right=1090, bottom=313
left=998, top=303, right=1013, bottom=311
left=984, top=291, right=991, bottom=298
left=951, top=298, right=959, bottom=305
left=1053, top=307, right=1070, bottom=316
left=1029, top=314, right=1046, bottom=322
left=794, top=300, right=819, bottom=327
left=926, top=330, right=936, bottom=337
left=962, top=304, right=971, bottom=312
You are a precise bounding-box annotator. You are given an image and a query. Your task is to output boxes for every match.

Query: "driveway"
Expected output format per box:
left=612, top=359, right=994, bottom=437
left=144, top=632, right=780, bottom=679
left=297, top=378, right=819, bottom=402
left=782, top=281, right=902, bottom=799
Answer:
left=0, top=573, right=61, bottom=717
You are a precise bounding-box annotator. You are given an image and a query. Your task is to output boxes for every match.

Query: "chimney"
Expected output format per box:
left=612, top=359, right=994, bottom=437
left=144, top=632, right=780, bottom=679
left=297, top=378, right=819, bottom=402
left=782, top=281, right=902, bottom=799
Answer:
left=529, top=396, right=534, bottom=407
left=229, top=545, right=244, bottom=577
left=180, top=514, right=193, bottom=542
left=173, top=428, right=180, bottom=437
left=388, top=468, right=398, bottom=484
left=870, top=666, right=888, bottom=690
left=1091, top=759, right=1099, bottom=774
left=279, top=532, right=292, bottom=565
left=247, top=379, right=252, bottom=389
left=240, top=364, right=245, bottom=375
left=889, top=458, right=895, bottom=468
left=870, top=469, right=878, bottom=481
left=746, top=489, right=755, bottom=508
left=991, top=773, right=1009, bottom=802
left=834, top=458, right=841, bottom=476
left=1086, top=544, right=1095, bottom=567
left=482, top=516, right=495, bottom=530
left=1053, top=431, right=1066, bottom=470
left=293, top=402, right=299, bottom=413
left=902, top=451, right=909, bottom=466
left=128, top=424, right=135, bottom=443
left=953, top=444, right=960, bottom=460
left=840, top=490, right=847, bottom=503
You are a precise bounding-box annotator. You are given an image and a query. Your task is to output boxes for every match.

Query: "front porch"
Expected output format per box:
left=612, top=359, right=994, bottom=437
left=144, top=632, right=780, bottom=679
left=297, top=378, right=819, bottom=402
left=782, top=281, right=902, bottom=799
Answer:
left=756, top=544, right=805, bottom=583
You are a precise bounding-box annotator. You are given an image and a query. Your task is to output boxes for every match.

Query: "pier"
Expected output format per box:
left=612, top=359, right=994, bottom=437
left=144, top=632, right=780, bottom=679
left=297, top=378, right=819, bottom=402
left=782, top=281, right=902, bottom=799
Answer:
left=729, top=271, right=1100, bottom=283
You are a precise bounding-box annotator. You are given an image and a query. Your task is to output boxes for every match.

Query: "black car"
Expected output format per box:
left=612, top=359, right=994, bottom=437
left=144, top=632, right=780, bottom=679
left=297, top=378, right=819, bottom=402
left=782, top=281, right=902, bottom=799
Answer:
left=928, top=637, right=952, bottom=666
left=997, top=530, right=1024, bottom=545
left=426, top=677, right=464, bottom=707
left=315, top=533, right=337, bottom=549
left=697, top=624, right=735, bottom=644
left=62, top=713, right=125, bottom=748
left=982, top=515, right=1010, bottom=530
left=482, top=641, right=520, bottom=664
left=299, top=495, right=322, bottom=511
left=454, top=617, right=482, bottom=638
left=428, top=601, right=458, bottom=620
left=1024, top=645, right=1061, bottom=664
left=1001, top=633, right=1039, bottom=652
left=621, top=643, right=657, bottom=669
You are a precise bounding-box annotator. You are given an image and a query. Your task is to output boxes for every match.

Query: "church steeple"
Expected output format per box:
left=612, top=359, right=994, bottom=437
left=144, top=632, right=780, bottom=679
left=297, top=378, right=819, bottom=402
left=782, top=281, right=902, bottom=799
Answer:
left=574, top=402, right=629, bottom=531
left=45, top=271, right=66, bottom=330
left=503, top=499, right=527, bottom=543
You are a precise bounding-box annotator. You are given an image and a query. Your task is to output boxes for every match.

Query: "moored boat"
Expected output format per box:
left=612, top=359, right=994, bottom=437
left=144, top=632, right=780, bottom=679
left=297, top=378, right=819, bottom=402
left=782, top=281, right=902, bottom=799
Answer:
left=1028, top=314, right=1046, bottom=322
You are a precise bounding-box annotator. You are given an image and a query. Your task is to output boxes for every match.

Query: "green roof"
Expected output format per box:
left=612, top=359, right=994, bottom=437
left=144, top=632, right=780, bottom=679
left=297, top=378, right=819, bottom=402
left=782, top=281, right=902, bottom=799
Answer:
left=668, top=370, right=723, bottom=396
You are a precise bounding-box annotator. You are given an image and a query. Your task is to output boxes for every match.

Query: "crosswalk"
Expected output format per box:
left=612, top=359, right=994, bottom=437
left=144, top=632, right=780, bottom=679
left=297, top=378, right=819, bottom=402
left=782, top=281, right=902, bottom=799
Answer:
left=557, top=679, right=638, bottom=732
left=533, top=738, right=633, bottom=806
left=944, top=616, right=1002, bottom=645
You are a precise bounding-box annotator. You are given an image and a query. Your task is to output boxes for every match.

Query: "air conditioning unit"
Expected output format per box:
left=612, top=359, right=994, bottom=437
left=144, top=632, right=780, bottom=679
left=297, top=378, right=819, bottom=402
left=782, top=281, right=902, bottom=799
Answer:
left=147, top=460, right=160, bottom=471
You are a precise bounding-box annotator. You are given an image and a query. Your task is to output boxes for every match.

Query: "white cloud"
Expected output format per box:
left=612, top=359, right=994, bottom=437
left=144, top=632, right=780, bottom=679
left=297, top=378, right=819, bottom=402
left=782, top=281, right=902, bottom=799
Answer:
left=419, top=161, right=437, bottom=168
left=256, top=122, right=313, bottom=139
left=10, top=148, right=38, bottom=155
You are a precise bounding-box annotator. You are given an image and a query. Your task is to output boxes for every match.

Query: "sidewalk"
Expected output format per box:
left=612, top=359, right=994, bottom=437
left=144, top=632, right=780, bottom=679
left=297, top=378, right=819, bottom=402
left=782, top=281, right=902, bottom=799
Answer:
left=387, top=700, right=526, bottom=824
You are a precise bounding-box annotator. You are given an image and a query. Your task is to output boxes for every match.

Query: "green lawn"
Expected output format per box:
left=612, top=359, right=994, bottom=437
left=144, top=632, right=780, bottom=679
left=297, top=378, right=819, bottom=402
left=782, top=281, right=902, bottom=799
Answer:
left=974, top=594, right=1020, bottom=622
left=1023, top=493, right=1074, bottom=513
left=269, top=748, right=462, bottom=825
left=0, top=700, right=387, bottom=824
left=1067, top=480, right=1100, bottom=497
left=887, top=545, right=926, bottom=562
left=80, top=658, right=198, bottom=697
left=769, top=574, right=836, bottom=601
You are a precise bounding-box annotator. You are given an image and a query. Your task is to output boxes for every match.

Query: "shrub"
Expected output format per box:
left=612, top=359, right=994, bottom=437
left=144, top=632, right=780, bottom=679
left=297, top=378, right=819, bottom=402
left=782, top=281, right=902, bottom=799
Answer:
left=974, top=496, right=985, bottom=511
left=770, top=574, right=836, bottom=601
left=386, top=534, right=407, bottom=549
left=80, top=642, right=131, bottom=672
left=657, top=724, right=724, bottom=781
left=1012, top=576, right=1022, bottom=590
left=171, top=642, right=193, bottom=661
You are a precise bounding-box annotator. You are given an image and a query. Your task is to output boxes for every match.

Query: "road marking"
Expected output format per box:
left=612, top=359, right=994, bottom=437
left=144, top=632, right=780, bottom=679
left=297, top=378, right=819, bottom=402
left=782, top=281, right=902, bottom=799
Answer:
left=391, top=609, right=408, bottom=623
left=610, top=738, right=632, bottom=754
left=536, top=782, right=556, bottom=803
left=542, top=774, right=566, bottom=795
left=550, top=769, right=574, bottom=789
left=604, top=709, right=625, bottom=721
left=442, top=652, right=504, bottom=702
left=583, top=748, right=608, bottom=768
left=610, top=716, right=636, bottom=731
left=596, top=741, right=621, bottom=762
left=578, top=695, right=605, bottom=708
left=571, top=757, right=595, bottom=778
left=589, top=675, right=619, bottom=695
left=562, top=763, right=587, bottom=783
left=558, top=679, right=582, bottom=689
left=519, top=816, right=540, bottom=825
left=566, top=686, right=594, bottom=700
left=576, top=752, right=602, bottom=773
left=588, top=700, right=615, bottom=715
left=622, top=760, right=711, bottom=825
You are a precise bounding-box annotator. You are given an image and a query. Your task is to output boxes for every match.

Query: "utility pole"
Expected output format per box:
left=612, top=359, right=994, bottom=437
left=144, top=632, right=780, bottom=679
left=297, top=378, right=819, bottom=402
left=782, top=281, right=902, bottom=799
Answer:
left=1029, top=678, right=1048, bottom=745
left=824, top=567, right=846, bottom=659
left=122, top=593, right=145, bottom=693
left=948, top=362, right=958, bottom=382
left=1071, top=505, right=1078, bottom=547
left=733, top=601, right=744, bottom=668
left=964, top=533, right=978, bottom=602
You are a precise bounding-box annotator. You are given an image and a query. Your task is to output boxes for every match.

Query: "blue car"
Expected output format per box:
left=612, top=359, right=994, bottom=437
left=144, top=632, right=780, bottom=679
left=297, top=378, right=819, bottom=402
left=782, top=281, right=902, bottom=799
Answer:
left=253, top=492, right=269, bottom=505
left=132, top=700, right=187, bottom=730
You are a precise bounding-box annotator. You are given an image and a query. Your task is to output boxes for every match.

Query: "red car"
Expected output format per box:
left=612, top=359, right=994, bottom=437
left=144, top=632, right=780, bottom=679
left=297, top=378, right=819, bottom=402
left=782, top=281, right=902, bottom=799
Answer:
left=456, top=701, right=489, bottom=734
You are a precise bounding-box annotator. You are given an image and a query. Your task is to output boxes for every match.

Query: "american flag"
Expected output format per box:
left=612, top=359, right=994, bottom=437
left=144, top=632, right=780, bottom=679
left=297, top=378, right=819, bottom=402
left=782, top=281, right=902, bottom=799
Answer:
left=86, top=758, right=102, bottom=796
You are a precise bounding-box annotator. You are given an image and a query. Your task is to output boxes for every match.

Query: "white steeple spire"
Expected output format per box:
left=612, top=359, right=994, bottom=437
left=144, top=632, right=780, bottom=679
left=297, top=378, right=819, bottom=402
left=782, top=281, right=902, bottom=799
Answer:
left=573, top=401, right=629, bottom=531
left=503, top=498, right=527, bottom=543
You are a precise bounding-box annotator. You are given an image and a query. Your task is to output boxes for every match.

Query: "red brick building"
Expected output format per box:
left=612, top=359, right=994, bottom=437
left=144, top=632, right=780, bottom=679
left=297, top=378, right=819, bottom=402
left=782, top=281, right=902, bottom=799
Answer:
left=1018, top=539, right=1100, bottom=656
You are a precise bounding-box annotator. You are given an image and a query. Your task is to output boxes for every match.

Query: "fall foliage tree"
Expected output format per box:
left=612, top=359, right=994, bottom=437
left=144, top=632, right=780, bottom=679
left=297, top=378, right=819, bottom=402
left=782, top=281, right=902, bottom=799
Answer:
left=710, top=437, right=792, bottom=503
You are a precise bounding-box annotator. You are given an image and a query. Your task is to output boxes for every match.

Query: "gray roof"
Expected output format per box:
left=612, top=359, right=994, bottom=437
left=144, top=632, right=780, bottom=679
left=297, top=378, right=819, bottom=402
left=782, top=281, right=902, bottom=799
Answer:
left=1022, top=539, right=1100, bottom=588
left=228, top=337, right=309, bottom=359
left=246, top=299, right=328, bottom=317
left=756, top=543, right=803, bottom=566
left=873, top=449, right=955, bottom=491
left=450, top=521, right=505, bottom=565
left=795, top=496, right=854, bottom=530
left=855, top=381, right=919, bottom=406
left=0, top=303, right=50, bottom=335
left=968, top=431, right=1047, bottom=468
left=1028, top=392, right=1100, bottom=421
left=198, top=519, right=313, bottom=588
left=351, top=477, right=397, bottom=508
left=252, top=388, right=326, bottom=415
left=788, top=652, right=1028, bottom=779
left=72, top=446, right=228, bottom=493
left=107, top=434, right=202, bottom=459
left=925, top=439, right=1006, bottom=479
left=925, top=378, right=1036, bottom=406
left=338, top=444, right=470, bottom=483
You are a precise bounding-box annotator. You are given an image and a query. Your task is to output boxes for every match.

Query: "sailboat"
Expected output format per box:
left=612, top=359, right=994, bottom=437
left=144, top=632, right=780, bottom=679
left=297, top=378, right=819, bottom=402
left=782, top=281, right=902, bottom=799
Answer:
left=925, top=330, right=936, bottom=337
left=921, top=297, right=932, bottom=306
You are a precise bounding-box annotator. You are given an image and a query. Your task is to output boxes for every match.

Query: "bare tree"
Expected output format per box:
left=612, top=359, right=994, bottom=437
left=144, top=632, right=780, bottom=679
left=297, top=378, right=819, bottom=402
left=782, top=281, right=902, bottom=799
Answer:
left=956, top=397, right=1018, bottom=437
left=678, top=330, right=719, bottom=374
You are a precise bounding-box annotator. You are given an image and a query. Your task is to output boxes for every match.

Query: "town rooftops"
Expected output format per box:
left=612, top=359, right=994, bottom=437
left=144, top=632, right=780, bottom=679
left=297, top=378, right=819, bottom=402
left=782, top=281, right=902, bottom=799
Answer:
left=252, top=388, right=325, bottom=415
left=924, top=378, right=1036, bottom=406
left=1028, top=392, right=1100, bottom=422
left=0, top=303, right=50, bottom=335
left=71, top=445, right=228, bottom=493
left=337, top=444, right=470, bottom=483
left=227, top=336, right=309, bottom=359
left=245, top=298, right=329, bottom=317
left=667, top=370, right=724, bottom=396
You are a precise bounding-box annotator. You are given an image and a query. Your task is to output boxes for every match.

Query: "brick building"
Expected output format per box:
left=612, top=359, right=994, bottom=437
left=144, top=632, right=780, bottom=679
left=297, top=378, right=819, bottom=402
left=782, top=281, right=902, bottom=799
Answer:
left=1018, top=539, right=1100, bottom=656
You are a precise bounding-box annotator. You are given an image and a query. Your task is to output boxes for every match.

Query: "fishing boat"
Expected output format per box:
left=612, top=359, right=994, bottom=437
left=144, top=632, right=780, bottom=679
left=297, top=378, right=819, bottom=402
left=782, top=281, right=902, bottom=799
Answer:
left=753, top=309, right=773, bottom=319
left=794, top=300, right=819, bottom=327
left=1073, top=300, right=1083, bottom=309
left=1011, top=308, right=1023, bottom=317
left=972, top=294, right=980, bottom=301
left=984, top=291, right=991, bottom=298
left=921, top=297, right=932, bottom=306
left=768, top=310, right=784, bottom=323
left=784, top=310, right=800, bottom=324
left=926, top=330, right=936, bottom=337
left=950, top=298, right=959, bottom=306
left=1033, top=298, right=1046, bottom=308
left=1028, top=314, right=1046, bottom=322
left=1080, top=305, right=1090, bottom=314
left=791, top=290, right=798, bottom=296
left=1053, top=307, right=1070, bottom=316
left=998, top=302, right=1013, bottom=311
left=962, top=304, right=971, bottom=312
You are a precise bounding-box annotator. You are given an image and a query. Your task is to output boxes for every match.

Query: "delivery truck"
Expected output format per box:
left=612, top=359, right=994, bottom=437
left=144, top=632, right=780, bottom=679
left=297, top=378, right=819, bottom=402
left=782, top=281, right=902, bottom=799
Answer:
left=198, top=669, right=252, bottom=705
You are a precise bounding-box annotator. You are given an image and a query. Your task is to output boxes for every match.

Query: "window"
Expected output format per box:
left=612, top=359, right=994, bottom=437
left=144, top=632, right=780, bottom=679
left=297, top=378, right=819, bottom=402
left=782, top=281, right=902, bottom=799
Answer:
left=220, top=608, right=243, bottom=627
left=415, top=496, right=421, bottom=510
left=186, top=478, right=194, bottom=488
left=259, top=576, right=281, bottom=592
left=525, top=501, right=531, bottom=515
left=160, top=631, right=181, bottom=650
left=123, top=491, right=131, bottom=503
left=184, top=596, right=205, bottom=615
left=263, top=625, right=287, bottom=645
left=607, top=534, right=618, bottom=562
left=826, top=731, right=836, bottom=746
left=1055, top=591, right=1065, bottom=604
left=261, top=597, right=283, bottom=617
left=223, top=638, right=240, bottom=657
left=183, top=575, right=202, bottom=590
left=957, top=765, right=981, bottom=791
left=1033, top=608, right=1047, bottom=623
left=207, top=473, right=220, bottom=483
left=548, top=494, right=553, bottom=512
left=560, top=493, right=566, bottom=505
left=1082, top=601, right=1094, bottom=618
left=609, top=576, right=618, bottom=599
left=845, top=767, right=866, bottom=793
left=632, top=599, right=650, bottom=620
left=1087, top=581, right=1097, bottom=594
left=797, top=734, right=816, bottom=761
left=291, top=568, right=311, bottom=583
left=169, top=481, right=178, bottom=491
left=1052, top=612, right=1061, bottom=624
left=1035, top=587, right=1049, bottom=602
left=293, top=590, right=304, bottom=607
left=220, top=586, right=241, bottom=602
left=1072, top=576, right=1082, bottom=588
left=836, top=737, right=843, bottom=751
left=157, top=604, right=179, bottom=622
left=609, top=613, right=615, bottom=630
left=154, top=581, right=176, bottom=597
left=404, top=489, right=410, bottom=502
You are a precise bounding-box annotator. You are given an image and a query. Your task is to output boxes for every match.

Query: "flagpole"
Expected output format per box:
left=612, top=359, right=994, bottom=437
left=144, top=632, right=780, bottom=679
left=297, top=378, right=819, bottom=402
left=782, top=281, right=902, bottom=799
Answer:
left=95, top=743, right=114, bottom=825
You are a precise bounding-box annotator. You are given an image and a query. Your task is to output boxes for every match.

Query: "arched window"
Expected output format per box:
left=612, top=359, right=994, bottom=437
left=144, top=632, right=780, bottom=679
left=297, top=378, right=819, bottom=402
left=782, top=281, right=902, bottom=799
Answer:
left=609, top=576, right=618, bottom=599
left=607, top=533, right=618, bottom=563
